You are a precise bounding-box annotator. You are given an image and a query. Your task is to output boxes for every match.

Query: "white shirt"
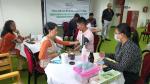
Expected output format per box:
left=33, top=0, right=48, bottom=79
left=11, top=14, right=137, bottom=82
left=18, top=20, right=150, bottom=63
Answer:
left=77, top=29, right=94, bottom=52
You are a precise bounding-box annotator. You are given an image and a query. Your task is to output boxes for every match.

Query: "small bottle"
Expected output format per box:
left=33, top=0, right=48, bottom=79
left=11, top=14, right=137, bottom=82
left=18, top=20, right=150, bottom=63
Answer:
left=29, top=33, right=31, bottom=41
left=81, top=45, right=89, bottom=62
left=88, top=53, right=94, bottom=63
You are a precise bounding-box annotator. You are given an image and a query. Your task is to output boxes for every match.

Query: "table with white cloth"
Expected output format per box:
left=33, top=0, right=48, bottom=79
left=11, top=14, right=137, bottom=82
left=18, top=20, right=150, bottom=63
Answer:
left=15, top=35, right=63, bottom=58
left=45, top=56, right=125, bottom=84
left=15, top=41, right=41, bottom=58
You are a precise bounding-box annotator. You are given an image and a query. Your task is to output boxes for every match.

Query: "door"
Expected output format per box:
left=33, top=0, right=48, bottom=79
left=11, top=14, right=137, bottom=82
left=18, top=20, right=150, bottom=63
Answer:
left=126, top=11, right=139, bottom=32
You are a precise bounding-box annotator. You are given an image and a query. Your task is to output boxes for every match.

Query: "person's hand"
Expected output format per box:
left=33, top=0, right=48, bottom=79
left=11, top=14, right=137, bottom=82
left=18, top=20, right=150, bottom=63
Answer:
left=73, top=45, right=80, bottom=51
left=15, top=29, right=20, bottom=35
left=24, top=34, right=31, bottom=40
left=102, top=65, right=107, bottom=68
left=70, top=41, right=79, bottom=45
left=74, top=41, right=79, bottom=45
left=99, top=52, right=105, bottom=60
left=16, top=38, right=23, bottom=43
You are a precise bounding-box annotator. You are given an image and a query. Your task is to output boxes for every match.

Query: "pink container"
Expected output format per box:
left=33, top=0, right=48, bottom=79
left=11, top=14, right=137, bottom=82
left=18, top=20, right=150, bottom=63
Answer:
left=73, top=64, right=101, bottom=79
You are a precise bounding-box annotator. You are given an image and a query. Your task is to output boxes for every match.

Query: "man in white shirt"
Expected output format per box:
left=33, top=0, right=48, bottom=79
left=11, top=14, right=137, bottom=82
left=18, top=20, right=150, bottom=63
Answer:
left=74, top=17, right=94, bottom=52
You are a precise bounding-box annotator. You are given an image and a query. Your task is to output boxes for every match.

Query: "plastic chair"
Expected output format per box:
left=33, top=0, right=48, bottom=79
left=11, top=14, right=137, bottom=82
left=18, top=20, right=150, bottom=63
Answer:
left=0, top=53, right=12, bottom=72
left=24, top=45, right=45, bottom=84
left=0, top=53, right=21, bottom=83
left=62, top=22, right=70, bottom=37
left=136, top=50, right=150, bottom=84
left=0, top=71, right=21, bottom=84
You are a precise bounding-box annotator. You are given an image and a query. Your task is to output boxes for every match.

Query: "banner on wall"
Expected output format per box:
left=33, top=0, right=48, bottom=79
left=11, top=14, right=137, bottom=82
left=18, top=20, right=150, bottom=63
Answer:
left=45, top=0, right=90, bottom=24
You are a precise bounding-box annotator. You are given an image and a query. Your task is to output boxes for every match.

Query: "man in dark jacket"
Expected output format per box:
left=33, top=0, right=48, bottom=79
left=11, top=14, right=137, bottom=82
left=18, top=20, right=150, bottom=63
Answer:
left=68, top=13, right=80, bottom=40
left=102, top=3, right=114, bottom=41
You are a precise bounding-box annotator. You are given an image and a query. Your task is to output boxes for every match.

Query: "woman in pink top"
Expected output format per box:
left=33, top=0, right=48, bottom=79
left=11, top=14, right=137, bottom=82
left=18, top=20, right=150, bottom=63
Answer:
left=39, top=22, right=78, bottom=68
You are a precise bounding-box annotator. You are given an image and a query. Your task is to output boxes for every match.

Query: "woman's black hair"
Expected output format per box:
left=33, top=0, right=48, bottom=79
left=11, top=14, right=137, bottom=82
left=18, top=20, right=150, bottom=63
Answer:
left=116, top=23, right=140, bottom=47
left=76, top=17, right=87, bottom=25
left=43, top=22, right=57, bottom=36
left=131, top=30, right=140, bottom=47
left=1, top=20, right=14, bottom=37
left=116, top=23, right=131, bottom=38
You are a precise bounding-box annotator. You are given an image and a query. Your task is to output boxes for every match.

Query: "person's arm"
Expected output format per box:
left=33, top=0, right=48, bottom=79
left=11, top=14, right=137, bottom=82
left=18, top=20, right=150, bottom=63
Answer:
left=102, top=10, right=105, bottom=24
left=104, top=49, right=135, bottom=72
left=4, top=33, right=16, bottom=43
left=74, top=44, right=80, bottom=51
left=39, top=40, right=58, bottom=60
left=55, top=38, right=79, bottom=46
left=3, top=33, right=16, bottom=51
left=39, top=40, right=50, bottom=60
left=91, top=28, right=101, bottom=33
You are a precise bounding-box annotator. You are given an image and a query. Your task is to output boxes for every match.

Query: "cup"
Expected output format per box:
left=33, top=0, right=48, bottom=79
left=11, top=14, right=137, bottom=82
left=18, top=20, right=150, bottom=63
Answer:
left=68, top=52, right=75, bottom=65
left=68, top=52, right=75, bottom=60
left=61, top=53, right=68, bottom=64
left=37, top=34, right=42, bottom=41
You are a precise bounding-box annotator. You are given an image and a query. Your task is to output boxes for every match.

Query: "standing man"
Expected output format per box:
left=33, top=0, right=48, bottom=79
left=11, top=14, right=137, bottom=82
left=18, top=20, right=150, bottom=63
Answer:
left=102, top=3, right=114, bottom=41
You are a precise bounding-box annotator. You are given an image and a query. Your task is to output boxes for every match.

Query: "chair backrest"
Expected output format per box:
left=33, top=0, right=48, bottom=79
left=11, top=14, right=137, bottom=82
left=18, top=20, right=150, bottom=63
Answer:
left=62, top=22, right=70, bottom=36
left=140, top=50, right=150, bottom=78
left=0, top=71, right=21, bottom=83
left=24, top=45, right=44, bottom=74
left=0, top=53, right=12, bottom=72
left=136, top=50, right=150, bottom=84
left=147, top=23, right=150, bottom=32
left=62, top=22, right=69, bottom=33
left=24, top=45, right=34, bottom=73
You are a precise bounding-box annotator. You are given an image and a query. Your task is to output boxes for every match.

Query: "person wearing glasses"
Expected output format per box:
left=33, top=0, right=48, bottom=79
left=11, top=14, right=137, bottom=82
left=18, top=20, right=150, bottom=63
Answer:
left=102, top=23, right=142, bottom=84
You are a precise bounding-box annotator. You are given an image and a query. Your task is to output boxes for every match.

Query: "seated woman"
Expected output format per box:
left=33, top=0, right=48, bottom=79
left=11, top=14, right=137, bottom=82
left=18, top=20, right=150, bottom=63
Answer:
left=0, top=20, right=28, bottom=54
left=0, top=20, right=30, bottom=70
left=39, top=22, right=79, bottom=68
left=102, top=23, right=142, bottom=84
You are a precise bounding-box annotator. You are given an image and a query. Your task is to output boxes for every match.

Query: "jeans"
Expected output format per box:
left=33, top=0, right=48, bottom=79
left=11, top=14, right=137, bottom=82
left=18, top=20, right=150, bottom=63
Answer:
left=102, top=20, right=111, bottom=39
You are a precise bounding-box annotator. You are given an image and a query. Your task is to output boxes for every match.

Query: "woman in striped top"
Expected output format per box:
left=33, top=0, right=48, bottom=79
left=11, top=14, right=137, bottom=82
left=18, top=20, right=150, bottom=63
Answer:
left=39, top=22, right=79, bottom=68
left=103, top=23, right=142, bottom=84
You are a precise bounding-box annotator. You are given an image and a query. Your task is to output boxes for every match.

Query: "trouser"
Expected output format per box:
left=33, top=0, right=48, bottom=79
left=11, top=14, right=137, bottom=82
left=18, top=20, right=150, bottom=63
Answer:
left=123, top=71, right=139, bottom=84
left=102, top=20, right=111, bottom=39
left=93, top=33, right=100, bottom=52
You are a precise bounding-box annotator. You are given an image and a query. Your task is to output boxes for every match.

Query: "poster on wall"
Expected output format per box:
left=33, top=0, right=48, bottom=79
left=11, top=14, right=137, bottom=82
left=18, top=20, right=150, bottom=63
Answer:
left=45, top=0, right=90, bottom=25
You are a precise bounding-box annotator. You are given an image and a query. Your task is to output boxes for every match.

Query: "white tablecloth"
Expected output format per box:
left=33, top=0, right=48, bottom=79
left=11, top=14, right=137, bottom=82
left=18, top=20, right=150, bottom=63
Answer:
left=45, top=63, right=124, bottom=84
left=45, top=55, right=125, bottom=84
left=45, top=63, right=81, bottom=84
left=15, top=35, right=63, bottom=58
left=15, top=41, right=40, bottom=58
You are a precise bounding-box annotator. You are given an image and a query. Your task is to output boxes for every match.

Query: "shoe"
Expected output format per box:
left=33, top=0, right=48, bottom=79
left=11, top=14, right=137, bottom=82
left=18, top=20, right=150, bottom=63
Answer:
left=105, top=38, right=111, bottom=41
